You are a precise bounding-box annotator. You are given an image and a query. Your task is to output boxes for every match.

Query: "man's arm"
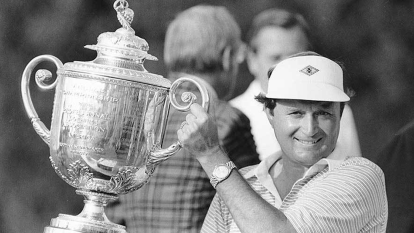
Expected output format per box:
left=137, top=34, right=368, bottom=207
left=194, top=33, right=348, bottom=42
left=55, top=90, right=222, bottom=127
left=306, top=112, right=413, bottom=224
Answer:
left=178, top=103, right=296, bottom=233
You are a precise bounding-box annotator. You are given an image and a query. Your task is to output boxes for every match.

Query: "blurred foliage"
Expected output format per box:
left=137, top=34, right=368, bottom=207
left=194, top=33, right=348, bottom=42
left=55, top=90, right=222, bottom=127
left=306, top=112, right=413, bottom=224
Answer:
left=1, top=0, right=414, bottom=232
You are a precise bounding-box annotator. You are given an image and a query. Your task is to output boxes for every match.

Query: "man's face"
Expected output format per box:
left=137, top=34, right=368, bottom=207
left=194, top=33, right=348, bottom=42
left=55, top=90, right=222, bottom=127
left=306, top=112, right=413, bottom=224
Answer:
left=247, top=26, right=309, bottom=91
left=268, top=99, right=341, bottom=167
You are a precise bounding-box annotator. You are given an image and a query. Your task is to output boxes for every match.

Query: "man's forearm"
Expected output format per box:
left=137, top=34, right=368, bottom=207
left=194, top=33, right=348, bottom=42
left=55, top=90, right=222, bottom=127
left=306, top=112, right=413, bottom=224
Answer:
left=198, top=149, right=296, bottom=233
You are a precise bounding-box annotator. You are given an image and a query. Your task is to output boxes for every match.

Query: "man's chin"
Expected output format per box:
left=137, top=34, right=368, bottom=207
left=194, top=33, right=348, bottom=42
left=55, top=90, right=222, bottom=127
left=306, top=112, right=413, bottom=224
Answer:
left=294, top=147, right=330, bottom=163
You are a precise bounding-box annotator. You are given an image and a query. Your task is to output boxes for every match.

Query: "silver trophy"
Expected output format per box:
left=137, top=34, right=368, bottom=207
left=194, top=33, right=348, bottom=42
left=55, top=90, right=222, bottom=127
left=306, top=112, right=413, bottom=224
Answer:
left=20, top=1, right=209, bottom=232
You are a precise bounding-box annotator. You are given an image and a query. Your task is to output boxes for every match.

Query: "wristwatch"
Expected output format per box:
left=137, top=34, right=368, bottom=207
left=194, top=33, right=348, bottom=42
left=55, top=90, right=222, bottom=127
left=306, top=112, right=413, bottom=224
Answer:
left=210, top=161, right=237, bottom=189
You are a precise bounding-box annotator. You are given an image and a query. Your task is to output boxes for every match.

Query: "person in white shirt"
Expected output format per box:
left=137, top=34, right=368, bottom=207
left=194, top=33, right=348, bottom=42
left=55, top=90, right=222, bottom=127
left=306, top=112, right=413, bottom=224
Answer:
left=178, top=52, right=387, bottom=232
left=231, top=8, right=361, bottom=160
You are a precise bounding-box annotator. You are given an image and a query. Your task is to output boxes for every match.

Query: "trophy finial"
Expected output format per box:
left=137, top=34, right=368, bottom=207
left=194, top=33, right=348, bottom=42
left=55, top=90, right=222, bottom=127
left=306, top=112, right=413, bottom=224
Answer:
left=114, top=0, right=134, bottom=31
left=83, top=0, right=159, bottom=69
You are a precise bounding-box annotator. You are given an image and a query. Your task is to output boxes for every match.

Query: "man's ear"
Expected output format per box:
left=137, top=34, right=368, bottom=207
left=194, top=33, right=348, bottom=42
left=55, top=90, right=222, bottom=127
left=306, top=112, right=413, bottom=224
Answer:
left=222, top=46, right=231, bottom=72
left=246, top=49, right=259, bottom=76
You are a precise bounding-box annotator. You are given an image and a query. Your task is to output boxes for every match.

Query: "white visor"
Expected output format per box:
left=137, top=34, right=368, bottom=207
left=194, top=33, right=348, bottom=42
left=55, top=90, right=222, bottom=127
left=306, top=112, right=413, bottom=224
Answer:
left=266, top=55, right=350, bottom=102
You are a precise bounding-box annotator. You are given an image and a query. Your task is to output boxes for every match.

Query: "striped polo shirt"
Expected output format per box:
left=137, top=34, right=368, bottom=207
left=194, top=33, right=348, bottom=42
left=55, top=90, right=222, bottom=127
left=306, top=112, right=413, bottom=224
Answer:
left=201, top=147, right=388, bottom=233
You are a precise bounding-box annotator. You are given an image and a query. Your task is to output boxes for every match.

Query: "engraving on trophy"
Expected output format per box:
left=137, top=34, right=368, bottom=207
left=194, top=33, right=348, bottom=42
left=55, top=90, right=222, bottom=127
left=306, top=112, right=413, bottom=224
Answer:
left=63, top=90, right=119, bottom=103
left=59, top=143, right=104, bottom=153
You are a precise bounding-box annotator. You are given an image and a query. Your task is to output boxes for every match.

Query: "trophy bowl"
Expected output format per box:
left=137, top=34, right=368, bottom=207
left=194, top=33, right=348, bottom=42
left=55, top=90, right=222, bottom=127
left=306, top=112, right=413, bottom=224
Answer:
left=20, top=1, right=209, bottom=232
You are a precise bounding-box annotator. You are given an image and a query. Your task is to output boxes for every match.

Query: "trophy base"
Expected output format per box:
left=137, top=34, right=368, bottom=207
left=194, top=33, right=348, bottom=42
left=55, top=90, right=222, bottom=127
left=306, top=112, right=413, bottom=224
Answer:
left=44, top=214, right=127, bottom=233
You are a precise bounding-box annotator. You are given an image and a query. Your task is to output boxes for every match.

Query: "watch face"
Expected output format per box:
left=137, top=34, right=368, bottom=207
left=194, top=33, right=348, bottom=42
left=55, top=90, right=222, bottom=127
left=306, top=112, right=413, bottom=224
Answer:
left=214, top=165, right=230, bottom=179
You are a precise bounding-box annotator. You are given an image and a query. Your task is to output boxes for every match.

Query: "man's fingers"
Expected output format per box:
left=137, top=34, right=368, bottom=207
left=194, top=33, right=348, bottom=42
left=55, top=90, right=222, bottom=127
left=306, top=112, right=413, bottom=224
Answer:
left=177, top=128, right=187, bottom=146
left=186, top=113, right=197, bottom=123
left=190, top=103, right=207, bottom=118
left=190, top=103, right=211, bottom=125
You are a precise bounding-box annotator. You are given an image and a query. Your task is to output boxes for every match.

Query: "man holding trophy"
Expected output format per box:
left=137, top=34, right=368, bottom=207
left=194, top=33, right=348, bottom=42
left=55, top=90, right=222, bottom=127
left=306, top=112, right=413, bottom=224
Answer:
left=178, top=52, right=388, bottom=232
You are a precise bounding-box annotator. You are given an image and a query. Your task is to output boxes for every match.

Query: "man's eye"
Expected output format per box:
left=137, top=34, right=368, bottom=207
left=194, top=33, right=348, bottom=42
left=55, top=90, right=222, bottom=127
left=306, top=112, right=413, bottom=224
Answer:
left=289, top=111, right=303, bottom=116
left=317, top=111, right=332, bottom=116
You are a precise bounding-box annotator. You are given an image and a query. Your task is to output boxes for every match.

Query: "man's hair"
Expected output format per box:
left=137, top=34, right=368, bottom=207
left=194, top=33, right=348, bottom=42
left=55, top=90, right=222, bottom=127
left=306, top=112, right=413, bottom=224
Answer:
left=256, top=51, right=348, bottom=115
left=247, top=8, right=312, bottom=53
left=164, top=5, right=241, bottom=74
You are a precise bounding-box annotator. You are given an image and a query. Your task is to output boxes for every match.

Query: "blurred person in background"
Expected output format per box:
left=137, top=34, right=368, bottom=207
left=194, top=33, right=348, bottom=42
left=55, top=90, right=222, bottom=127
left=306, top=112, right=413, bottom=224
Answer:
left=180, top=52, right=387, bottom=232
left=375, top=119, right=414, bottom=233
left=105, top=5, right=260, bottom=233
left=231, top=8, right=362, bottom=160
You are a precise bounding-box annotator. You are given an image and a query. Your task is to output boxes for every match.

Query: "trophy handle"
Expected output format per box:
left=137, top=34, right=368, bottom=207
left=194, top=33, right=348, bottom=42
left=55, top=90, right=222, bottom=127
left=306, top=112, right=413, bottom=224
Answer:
left=21, top=55, right=63, bottom=145
left=148, top=76, right=212, bottom=165
left=169, top=76, right=211, bottom=112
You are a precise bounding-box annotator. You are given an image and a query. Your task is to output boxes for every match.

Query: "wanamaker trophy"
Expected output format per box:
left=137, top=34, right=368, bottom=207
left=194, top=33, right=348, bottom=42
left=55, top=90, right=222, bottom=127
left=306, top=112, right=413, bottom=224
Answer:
left=20, top=1, right=210, bottom=232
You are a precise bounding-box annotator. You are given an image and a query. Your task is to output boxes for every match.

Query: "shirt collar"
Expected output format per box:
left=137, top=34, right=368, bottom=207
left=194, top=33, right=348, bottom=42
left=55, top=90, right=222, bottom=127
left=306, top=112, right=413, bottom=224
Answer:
left=303, top=146, right=345, bottom=177
left=244, top=150, right=281, bottom=179
left=243, top=150, right=283, bottom=200
left=245, top=143, right=348, bottom=180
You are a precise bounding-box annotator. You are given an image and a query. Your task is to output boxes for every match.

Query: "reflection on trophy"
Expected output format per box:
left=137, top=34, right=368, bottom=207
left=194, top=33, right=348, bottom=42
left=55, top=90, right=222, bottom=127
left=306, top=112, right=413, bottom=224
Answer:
left=20, top=1, right=209, bottom=232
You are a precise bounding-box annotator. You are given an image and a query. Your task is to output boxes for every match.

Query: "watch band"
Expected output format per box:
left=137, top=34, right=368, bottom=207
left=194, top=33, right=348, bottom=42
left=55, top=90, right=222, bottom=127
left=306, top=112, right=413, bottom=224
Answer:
left=210, top=161, right=237, bottom=189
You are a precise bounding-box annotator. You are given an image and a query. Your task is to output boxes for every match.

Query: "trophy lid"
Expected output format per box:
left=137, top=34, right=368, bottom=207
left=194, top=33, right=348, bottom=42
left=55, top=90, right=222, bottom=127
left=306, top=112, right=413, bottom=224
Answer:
left=61, top=0, right=171, bottom=88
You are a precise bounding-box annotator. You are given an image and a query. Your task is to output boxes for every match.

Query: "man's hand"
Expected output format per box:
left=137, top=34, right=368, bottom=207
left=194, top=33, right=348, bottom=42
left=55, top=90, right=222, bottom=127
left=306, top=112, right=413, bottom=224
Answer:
left=177, top=103, right=222, bottom=162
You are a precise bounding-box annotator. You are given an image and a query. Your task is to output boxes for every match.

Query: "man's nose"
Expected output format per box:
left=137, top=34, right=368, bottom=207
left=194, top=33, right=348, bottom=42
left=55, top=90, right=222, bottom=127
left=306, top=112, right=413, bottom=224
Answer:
left=301, top=114, right=318, bottom=136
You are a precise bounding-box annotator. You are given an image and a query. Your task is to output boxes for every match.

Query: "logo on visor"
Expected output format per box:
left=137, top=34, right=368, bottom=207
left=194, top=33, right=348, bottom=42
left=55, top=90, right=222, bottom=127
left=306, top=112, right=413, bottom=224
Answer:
left=300, top=65, right=319, bottom=76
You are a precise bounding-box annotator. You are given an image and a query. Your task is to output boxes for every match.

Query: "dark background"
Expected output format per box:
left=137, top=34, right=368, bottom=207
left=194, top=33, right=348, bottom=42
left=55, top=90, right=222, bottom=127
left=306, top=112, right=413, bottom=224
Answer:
left=1, top=0, right=413, bottom=232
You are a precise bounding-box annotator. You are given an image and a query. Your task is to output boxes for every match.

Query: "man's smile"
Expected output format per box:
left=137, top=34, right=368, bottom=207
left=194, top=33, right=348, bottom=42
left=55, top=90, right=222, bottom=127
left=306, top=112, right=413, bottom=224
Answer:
left=294, top=137, right=322, bottom=145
